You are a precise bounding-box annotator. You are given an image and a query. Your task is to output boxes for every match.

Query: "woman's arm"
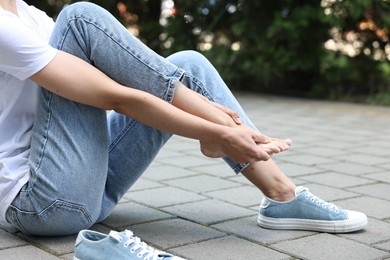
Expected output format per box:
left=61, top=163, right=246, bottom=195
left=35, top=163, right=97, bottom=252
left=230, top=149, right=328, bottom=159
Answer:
left=30, top=51, right=270, bottom=163
left=172, top=83, right=240, bottom=127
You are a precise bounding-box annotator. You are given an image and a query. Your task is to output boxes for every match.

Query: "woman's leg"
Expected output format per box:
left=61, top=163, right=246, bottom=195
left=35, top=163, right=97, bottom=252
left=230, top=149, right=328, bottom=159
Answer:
left=98, top=112, right=172, bottom=221
left=166, top=51, right=295, bottom=199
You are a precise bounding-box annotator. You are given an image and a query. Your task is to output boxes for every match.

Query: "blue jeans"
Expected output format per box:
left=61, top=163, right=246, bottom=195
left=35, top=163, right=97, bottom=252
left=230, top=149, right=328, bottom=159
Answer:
left=6, top=2, right=256, bottom=236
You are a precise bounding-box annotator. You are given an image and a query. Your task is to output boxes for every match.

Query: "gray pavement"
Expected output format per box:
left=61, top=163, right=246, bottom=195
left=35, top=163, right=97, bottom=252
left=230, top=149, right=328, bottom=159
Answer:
left=1, top=93, right=390, bottom=260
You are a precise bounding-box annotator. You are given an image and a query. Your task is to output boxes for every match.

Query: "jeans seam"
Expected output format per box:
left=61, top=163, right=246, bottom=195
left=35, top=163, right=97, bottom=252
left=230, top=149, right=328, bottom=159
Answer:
left=108, top=120, right=137, bottom=152
left=30, top=91, right=54, bottom=175
left=7, top=206, right=30, bottom=234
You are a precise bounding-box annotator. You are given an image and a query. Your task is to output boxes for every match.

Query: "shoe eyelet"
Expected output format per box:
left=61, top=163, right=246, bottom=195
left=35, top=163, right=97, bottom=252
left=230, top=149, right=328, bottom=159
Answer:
left=130, top=248, right=136, bottom=253
left=137, top=253, right=142, bottom=257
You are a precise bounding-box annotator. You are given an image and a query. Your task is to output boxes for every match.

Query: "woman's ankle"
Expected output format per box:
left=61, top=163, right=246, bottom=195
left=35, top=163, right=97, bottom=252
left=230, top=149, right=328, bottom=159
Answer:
left=264, top=183, right=296, bottom=202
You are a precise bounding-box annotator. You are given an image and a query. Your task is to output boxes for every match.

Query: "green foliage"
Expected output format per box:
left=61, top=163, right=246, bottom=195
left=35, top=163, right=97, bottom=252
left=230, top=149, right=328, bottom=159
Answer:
left=162, top=1, right=329, bottom=95
left=162, top=0, right=390, bottom=101
left=114, top=0, right=163, bottom=52
left=313, top=51, right=383, bottom=99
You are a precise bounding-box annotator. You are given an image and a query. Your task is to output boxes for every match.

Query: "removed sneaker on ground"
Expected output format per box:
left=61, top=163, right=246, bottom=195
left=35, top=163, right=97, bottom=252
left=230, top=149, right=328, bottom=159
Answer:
left=74, top=229, right=186, bottom=260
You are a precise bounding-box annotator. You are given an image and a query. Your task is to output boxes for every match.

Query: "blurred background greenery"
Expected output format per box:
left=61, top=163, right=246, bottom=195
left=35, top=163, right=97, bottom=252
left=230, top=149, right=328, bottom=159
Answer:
left=26, top=0, right=390, bottom=105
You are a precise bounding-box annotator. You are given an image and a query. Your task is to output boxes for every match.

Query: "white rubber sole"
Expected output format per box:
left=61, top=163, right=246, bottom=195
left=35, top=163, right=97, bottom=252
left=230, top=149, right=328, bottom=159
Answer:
left=257, top=210, right=368, bottom=233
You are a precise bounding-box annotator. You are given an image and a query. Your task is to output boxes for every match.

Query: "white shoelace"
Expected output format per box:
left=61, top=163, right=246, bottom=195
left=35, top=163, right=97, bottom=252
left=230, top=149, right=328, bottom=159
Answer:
left=109, top=230, right=162, bottom=260
left=304, top=190, right=339, bottom=213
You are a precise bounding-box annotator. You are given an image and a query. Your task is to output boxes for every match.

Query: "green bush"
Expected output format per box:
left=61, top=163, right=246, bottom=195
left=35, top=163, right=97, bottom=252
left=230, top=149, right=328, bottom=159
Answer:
left=162, top=0, right=390, bottom=101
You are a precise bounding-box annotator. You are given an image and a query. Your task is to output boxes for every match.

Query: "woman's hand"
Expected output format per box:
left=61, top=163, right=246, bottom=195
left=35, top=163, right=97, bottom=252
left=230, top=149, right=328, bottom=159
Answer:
left=211, top=126, right=271, bottom=163
left=196, top=93, right=242, bottom=125
left=200, top=124, right=292, bottom=162
left=209, top=101, right=242, bottom=125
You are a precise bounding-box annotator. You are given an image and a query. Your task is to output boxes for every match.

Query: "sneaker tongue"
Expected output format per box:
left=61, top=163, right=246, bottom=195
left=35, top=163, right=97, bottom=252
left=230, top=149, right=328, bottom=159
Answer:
left=109, top=231, right=122, bottom=242
left=295, top=186, right=308, bottom=196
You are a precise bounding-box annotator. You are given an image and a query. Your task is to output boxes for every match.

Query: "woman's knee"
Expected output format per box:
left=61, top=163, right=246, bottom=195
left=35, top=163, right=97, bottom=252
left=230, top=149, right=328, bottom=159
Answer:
left=167, top=50, right=210, bottom=69
left=58, top=2, right=110, bottom=25
left=62, top=2, right=103, bottom=15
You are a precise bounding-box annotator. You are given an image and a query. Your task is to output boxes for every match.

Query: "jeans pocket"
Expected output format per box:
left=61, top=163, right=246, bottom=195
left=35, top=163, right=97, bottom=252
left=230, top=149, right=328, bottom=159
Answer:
left=6, top=200, right=93, bottom=236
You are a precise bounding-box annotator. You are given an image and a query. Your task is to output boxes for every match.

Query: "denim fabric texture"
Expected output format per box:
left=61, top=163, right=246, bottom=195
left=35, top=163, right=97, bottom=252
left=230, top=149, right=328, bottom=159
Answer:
left=6, top=2, right=257, bottom=236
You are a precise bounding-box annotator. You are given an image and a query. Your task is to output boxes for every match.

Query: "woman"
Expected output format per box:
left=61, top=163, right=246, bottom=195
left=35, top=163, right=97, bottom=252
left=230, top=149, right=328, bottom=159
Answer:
left=0, top=0, right=367, bottom=259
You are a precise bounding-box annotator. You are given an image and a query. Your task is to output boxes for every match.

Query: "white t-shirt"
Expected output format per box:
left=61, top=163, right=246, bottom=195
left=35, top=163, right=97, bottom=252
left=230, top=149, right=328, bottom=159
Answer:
left=0, top=0, right=57, bottom=221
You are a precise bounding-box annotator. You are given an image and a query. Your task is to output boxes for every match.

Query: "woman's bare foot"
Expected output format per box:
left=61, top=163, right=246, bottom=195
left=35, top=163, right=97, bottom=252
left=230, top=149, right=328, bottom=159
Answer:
left=259, top=138, right=292, bottom=155
left=200, top=136, right=292, bottom=159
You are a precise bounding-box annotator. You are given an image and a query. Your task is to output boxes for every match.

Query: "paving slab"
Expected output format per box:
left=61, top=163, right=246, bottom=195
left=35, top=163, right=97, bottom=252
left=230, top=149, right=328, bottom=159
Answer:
left=317, top=161, right=383, bottom=176
left=0, top=246, right=61, bottom=260
left=337, top=196, right=390, bottom=219
left=365, top=171, right=390, bottom=183
left=204, top=185, right=262, bottom=207
left=162, top=174, right=240, bottom=193
left=125, top=186, right=206, bottom=207
left=19, top=234, right=76, bottom=256
left=340, top=218, right=390, bottom=245
left=298, top=172, right=375, bottom=188
left=348, top=183, right=390, bottom=200
left=212, top=216, right=316, bottom=245
left=171, top=235, right=290, bottom=260
left=163, top=199, right=256, bottom=224
left=188, top=163, right=236, bottom=178
left=298, top=183, right=360, bottom=202
left=278, top=162, right=326, bottom=177
left=277, top=153, right=337, bottom=166
left=101, top=202, right=172, bottom=228
left=374, top=241, right=390, bottom=252
left=0, top=229, right=27, bottom=249
left=126, top=177, right=165, bottom=191
left=379, top=162, right=390, bottom=170
left=337, top=153, right=390, bottom=165
left=129, top=219, right=225, bottom=249
left=272, top=233, right=390, bottom=260
left=142, top=164, right=199, bottom=181
left=161, top=155, right=217, bottom=169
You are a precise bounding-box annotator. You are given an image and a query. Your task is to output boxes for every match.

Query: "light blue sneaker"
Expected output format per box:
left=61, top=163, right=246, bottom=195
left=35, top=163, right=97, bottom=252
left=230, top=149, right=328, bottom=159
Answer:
left=258, top=186, right=367, bottom=233
left=74, top=229, right=186, bottom=260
